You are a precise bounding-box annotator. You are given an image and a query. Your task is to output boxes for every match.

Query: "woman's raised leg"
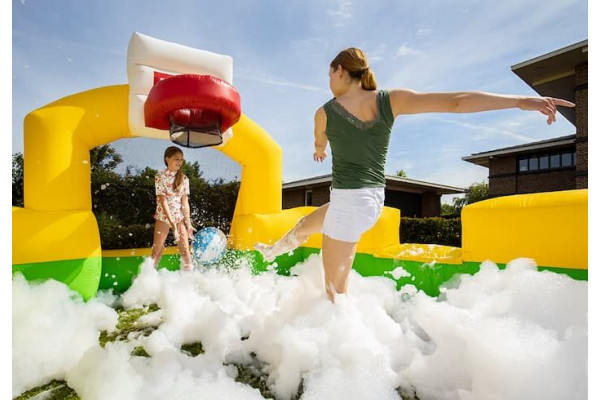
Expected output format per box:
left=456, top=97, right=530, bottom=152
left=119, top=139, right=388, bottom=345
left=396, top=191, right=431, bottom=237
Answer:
left=254, top=203, right=330, bottom=261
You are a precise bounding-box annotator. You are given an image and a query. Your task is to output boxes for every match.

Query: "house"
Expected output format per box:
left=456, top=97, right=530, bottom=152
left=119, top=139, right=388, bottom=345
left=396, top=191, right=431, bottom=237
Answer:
left=282, top=174, right=465, bottom=218
left=462, top=40, right=588, bottom=197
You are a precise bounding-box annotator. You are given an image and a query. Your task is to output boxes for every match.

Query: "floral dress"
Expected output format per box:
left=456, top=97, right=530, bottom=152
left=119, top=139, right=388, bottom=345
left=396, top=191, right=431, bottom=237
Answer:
left=154, top=169, right=190, bottom=224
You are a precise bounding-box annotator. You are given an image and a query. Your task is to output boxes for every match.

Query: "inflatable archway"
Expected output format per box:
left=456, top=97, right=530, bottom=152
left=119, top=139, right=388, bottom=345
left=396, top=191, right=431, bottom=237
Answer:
left=12, top=33, right=588, bottom=300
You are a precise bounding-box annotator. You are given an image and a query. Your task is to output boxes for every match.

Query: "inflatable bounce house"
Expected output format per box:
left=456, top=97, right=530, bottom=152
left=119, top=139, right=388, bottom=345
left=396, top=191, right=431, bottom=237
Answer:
left=12, top=33, right=588, bottom=300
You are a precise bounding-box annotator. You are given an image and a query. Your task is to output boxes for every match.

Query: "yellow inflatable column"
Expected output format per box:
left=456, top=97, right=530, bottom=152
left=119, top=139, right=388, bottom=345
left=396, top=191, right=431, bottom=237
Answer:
left=220, top=114, right=282, bottom=216
left=218, top=113, right=288, bottom=249
left=13, top=85, right=132, bottom=299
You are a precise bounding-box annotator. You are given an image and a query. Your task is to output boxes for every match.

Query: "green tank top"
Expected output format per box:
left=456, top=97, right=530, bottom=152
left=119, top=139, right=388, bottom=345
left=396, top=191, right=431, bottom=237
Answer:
left=323, top=90, right=395, bottom=189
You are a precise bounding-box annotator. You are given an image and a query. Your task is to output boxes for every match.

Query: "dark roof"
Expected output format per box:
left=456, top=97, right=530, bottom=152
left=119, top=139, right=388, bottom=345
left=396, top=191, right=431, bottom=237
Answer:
left=511, top=40, right=587, bottom=125
left=462, top=134, right=576, bottom=167
left=283, top=174, right=465, bottom=195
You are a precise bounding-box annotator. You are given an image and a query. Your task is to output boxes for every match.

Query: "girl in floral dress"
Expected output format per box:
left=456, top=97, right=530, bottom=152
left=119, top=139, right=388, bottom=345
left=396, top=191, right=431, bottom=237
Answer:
left=151, top=146, right=196, bottom=271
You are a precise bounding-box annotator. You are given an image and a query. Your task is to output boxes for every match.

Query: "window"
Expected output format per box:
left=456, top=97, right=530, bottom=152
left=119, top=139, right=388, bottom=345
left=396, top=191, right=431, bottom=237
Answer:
left=539, top=154, right=549, bottom=169
left=305, top=190, right=313, bottom=206
left=550, top=153, right=560, bottom=168
left=518, top=148, right=576, bottom=173
left=519, top=158, right=529, bottom=172
left=529, top=156, right=539, bottom=171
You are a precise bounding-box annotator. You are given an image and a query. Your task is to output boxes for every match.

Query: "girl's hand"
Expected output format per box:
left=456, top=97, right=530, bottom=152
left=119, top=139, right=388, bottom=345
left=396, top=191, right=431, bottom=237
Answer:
left=313, top=150, right=327, bottom=162
left=171, top=224, right=180, bottom=243
left=186, top=224, right=196, bottom=240
left=518, top=97, right=575, bottom=125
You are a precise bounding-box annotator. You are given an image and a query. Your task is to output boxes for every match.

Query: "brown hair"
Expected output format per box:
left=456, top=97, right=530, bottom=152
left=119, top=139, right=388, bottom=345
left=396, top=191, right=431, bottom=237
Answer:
left=330, top=47, right=377, bottom=90
left=164, top=146, right=185, bottom=191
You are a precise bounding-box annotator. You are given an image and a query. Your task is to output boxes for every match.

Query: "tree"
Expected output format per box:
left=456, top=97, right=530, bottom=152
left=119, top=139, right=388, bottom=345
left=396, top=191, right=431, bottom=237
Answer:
left=395, top=170, right=408, bottom=178
left=443, top=181, right=489, bottom=215
left=90, top=144, right=123, bottom=172
left=12, top=152, right=24, bottom=207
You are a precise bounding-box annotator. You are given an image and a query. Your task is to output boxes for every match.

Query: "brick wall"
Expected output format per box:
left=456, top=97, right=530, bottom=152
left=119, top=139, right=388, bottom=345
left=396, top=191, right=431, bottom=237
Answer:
left=489, top=155, right=516, bottom=197
left=312, top=187, right=331, bottom=206
left=575, top=62, right=588, bottom=189
left=517, top=169, right=576, bottom=193
left=489, top=176, right=516, bottom=197
left=488, top=154, right=577, bottom=196
left=282, top=189, right=305, bottom=209
left=489, top=155, right=516, bottom=175
left=283, top=186, right=330, bottom=209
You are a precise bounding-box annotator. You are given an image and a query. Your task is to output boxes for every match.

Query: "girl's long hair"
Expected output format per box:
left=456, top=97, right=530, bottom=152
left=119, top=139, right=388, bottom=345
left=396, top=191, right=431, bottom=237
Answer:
left=164, top=146, right=186, bottom=191
left=330, top=47, right=377, bottom=90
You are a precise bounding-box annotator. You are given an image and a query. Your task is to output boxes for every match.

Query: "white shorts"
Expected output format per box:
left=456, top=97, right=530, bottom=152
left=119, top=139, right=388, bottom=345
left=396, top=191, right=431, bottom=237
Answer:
left=322, top=187, right=385, bottom=243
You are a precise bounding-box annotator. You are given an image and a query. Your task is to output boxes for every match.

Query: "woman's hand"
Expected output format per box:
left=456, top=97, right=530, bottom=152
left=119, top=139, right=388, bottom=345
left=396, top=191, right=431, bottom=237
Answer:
left=518, top=97, right=575, bottom=125
left=313, top=149, right=327, bottom=162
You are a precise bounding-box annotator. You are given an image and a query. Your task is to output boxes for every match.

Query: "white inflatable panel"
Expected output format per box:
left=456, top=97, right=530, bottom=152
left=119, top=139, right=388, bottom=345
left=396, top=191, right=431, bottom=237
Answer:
left=127, top=32, right=234, bottom=142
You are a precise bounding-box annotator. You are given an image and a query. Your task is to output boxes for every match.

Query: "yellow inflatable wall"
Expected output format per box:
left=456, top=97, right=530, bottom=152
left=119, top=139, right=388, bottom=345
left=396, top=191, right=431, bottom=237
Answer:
left=461, top=189, right=587, bottom=270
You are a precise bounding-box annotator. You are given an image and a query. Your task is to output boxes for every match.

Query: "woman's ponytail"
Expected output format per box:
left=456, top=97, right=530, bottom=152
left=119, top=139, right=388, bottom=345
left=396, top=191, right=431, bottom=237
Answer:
left=330, top=47, right=377, bottom=91
left=361, top=67, right=377, bottom=91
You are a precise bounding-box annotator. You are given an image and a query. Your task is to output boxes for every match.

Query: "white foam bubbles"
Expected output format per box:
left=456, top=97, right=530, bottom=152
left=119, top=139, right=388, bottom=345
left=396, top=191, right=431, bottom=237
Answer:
left=12, top=274, right=118, bottom=396
left=12, top=256, right=588, bottom=400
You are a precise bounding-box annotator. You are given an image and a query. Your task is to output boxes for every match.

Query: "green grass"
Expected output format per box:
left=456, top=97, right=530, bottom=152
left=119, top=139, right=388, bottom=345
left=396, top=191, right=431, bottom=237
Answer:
left=14, top=380, right=79, bottom=400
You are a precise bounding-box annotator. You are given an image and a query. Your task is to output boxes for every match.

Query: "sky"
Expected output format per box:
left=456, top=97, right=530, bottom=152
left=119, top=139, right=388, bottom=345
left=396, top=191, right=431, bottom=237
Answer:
left=11, top=0, right=589, bottom=198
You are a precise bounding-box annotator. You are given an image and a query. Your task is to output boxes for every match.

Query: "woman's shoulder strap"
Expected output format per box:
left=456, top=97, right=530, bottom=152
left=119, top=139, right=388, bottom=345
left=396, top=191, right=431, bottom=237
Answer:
left=378, top=90, right=394, bottom=126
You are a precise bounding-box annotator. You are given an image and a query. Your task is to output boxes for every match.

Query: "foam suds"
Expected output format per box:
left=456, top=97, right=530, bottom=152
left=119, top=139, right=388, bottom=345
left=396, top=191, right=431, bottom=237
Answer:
left=12, top=256, right=588, bottom=399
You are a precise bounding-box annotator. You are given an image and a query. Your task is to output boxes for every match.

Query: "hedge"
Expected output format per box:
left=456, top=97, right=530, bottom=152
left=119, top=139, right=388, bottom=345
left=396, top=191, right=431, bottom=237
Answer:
left=400, top=217, right=461, bottom=247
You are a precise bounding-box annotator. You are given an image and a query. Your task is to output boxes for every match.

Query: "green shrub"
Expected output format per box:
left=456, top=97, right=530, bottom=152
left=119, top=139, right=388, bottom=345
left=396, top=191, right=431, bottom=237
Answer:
left=400, top=217, right=461, bottom=247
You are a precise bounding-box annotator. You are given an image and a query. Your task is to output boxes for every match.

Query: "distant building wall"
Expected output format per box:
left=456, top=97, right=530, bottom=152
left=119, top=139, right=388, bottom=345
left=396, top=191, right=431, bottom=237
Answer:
left=489, top=156, right=517, bottom=197
left=517, top=169, right=576, bottom=193
left=282, top=188, right=305, bottom=209
left=575, top=62, right=588, bottom=189
left=421, top=192, right=441, bottom=217
left=383, top=190, right=421, bottom=217
left=282, top=186, right=329, bottom=209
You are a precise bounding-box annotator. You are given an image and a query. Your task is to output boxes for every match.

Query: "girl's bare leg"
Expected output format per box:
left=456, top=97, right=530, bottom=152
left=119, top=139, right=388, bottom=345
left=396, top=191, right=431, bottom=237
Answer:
left=176, top=221, right=194, bottom=271
left=151, top=220, right=170, bottom=268
left=322, top=235, right=358, bottom=303
left=254, top=203, right=330, bottom=261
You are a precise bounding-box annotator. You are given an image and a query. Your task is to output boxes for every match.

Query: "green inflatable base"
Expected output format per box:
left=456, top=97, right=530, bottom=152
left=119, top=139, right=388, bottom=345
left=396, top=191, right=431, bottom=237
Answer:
left=12, top=257, right=102, bottom=301
left=98, top=247, right=588, bottom=297
left=12, top=247, right=588, bottom=299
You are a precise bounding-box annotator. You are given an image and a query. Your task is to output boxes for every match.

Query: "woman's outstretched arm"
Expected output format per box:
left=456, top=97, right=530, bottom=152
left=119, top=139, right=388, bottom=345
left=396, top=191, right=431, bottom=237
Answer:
left=389, top=89, right=575, bottom=125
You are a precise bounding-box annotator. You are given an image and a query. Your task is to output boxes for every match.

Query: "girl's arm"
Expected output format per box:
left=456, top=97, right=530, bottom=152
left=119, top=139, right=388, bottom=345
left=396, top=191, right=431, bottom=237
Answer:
left=389, top=89, right=575, bottom=124
left=158, top=195, right=179, bottom=241
left=313, top=107, right=328, bottom=162
left=182, top=195, right=195, bottom=237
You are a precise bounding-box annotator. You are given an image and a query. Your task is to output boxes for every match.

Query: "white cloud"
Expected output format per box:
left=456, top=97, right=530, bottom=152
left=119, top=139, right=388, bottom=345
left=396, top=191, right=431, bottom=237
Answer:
left=426, top=115, right=538, bottom=143
left=237, top=73, right=328, bottom=93
left=326, top=0, right=353, bottom=27
left=394, top=44, right=420, bottom=57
